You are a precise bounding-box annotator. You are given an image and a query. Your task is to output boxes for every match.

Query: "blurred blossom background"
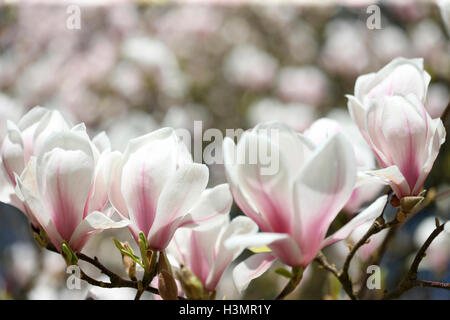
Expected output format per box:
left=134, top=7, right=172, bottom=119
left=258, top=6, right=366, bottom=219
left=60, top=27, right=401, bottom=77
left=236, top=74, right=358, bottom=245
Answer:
left=0, top=0, right=449, bottom=300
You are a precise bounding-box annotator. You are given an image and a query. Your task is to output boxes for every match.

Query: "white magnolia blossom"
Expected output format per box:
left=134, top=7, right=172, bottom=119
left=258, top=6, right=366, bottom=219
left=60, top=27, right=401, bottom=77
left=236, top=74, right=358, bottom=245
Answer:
left=347, top=57, right=446, bottom=198
left=167, top=194, right=258, bottom=292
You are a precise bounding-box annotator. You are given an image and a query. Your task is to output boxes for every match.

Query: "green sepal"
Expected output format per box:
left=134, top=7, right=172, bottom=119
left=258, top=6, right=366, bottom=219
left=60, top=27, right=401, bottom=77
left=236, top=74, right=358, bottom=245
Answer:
left=113, top=238, right=144, bottom=268
left=275, top=267, right=294, bottom=279
left=61, top=241, right=78, bottom=266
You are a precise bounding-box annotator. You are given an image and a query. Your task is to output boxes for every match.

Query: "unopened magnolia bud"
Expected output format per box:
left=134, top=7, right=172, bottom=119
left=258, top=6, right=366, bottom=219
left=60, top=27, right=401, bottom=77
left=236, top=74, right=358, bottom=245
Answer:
left=158, top=270, right=178, bottom=300
left=176, top=265, right=205, bottom=300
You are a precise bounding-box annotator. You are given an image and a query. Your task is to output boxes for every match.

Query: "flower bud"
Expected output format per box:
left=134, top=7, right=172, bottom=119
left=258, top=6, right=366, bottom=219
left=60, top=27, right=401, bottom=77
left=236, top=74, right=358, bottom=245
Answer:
left=158, top=270, right=178, bottom=300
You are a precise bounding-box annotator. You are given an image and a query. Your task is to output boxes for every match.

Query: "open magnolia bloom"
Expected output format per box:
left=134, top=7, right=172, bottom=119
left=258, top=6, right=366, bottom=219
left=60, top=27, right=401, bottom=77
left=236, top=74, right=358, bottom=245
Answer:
left=105, top=127, right=228, bottom=251
left=347, top=58, right=446, bottom=198
left=14, top=123, right=128, bottom=252
left=222, top=122, right=388, bottom=292
left=1, top=107, right=70, bottom=222
left=305, top=114, right=382, bottom=214
left=167, top=191, right=258, bottom=293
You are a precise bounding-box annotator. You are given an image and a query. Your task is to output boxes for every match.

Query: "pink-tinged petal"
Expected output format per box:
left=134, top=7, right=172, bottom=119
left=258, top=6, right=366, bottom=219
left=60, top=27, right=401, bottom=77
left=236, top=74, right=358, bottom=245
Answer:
left=84, top=151, right=109, bottom=217
left=224, top=231, right=303, bottom=267
left=69, top=211, right=129, bottom=252
left=365, top=100, right=394, bottom=168
left=234, top=130, right=294, bottom=234
left=322, top=195, right=388, bottom=248
left=206, top=216, right=258, bottom=291
left=413, top=118, right=446, bottom=195
left=232, top=253, right=276, bottom=293
left=293, top=132, right=356, bottom=266
left=185, top=184, right=233, bottom=227
left=105, top=151, right=129, bottom=219
left=36, top=132, right=95, bottom=242
left=223, top=137, right=271, bottom=231
left=148, top=163, right=209, bottom=250
left=15, top=170, right=63, bottom=251
left=269, top=236, right=303, bottom=267
left=364, top=166, right=410, bottom=198
left=378, top=96, right=428, bottom=191
left=187, top=229, right=215, bottom=289
left=228, top=233, right=299, bottom=270
left=121, top=136, right=177, bottom=237
left=359, top=58, right=429, bottom=103
left=1, top=121, right=25, bottom=186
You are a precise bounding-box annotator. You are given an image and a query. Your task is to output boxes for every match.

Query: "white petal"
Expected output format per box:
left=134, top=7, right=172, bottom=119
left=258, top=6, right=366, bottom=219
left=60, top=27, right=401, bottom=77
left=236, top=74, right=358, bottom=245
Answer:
left=188, top=183, right=233, bottom=228
left=364, top=166, right=410, bottom=198
left=147, top=163, right=209, bottom=249
left=223, top=137, right=270, bottom=230
left=232, top=253, right=276, bottom=293
left=69, top=211, right=130, bottom=251
left=121, top=135, right=177, bottom=236
left=1, top=121, right=25, bottom=185
left=225, top=232, right=290, bottom=251
left=36, top=131, right=95, bottom=241
left=92, top=131, right=111, bottom=154
left=322, top=195, right=388, bottom=248
left=293, top=132, right=356, bottom=263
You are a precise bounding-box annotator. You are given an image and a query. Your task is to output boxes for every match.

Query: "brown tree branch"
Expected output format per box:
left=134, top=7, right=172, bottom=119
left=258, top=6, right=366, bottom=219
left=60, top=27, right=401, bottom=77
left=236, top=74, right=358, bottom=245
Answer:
left=44, top=243, right=185, bottom=300
left=383, top=222, right=449, bottom=299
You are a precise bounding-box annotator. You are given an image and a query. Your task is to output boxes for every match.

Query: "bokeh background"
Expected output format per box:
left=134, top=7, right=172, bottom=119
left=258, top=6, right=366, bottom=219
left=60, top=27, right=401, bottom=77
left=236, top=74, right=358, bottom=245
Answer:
left=0, top=0, right=449, bottom=299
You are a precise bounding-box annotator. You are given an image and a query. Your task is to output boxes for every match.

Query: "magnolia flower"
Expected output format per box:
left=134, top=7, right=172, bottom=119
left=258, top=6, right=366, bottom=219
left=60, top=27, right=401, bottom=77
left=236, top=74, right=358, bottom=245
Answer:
left=2, top=107, right=69, bottom=188
left=305, top=113, right=382, bottom=214
left=2, top=107, right=71, bottom=224
left=105, top=127, right=227, bottom=251
left=15, top=124, right=127, bottom=252
left=167, top=193, right=258, bottom=292
left=347, top=58, right=446, bottom=198
left=223, top=122, right=387, bottom=292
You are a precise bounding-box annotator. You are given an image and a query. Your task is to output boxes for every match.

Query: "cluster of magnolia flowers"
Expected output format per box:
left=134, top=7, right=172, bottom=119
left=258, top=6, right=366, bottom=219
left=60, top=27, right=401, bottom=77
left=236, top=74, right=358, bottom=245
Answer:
left=0, top=57, right=448, bottom=299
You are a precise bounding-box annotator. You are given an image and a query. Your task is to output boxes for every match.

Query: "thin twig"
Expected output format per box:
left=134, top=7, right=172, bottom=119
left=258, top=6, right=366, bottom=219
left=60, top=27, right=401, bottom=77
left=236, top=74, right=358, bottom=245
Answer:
left=44, top=243, right=185, bottom=300
left=315, top=252, right=339, bottom=278
left=357, top=224, right=399, bottom=299
left=383, top=222, right=449, bottom=299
